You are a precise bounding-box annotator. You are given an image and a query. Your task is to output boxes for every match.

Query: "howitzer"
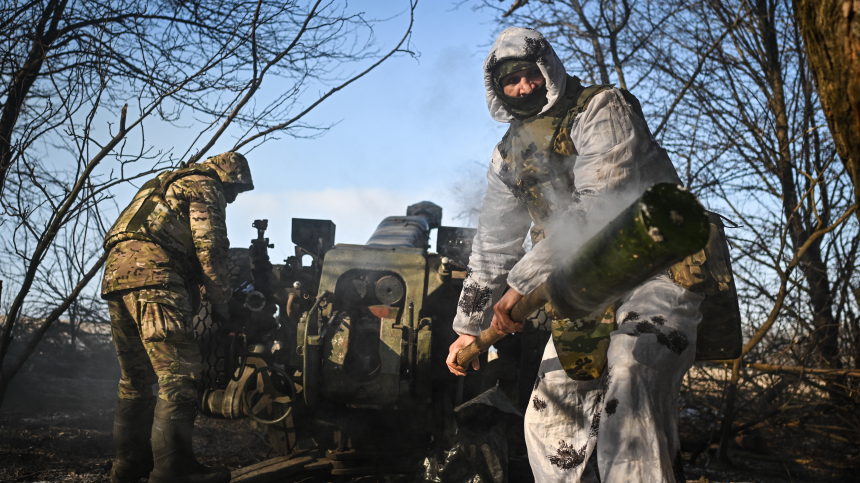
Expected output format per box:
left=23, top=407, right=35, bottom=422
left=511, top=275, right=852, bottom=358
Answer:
left=193, top=202, right=548, bottom=481
left=456, top=183, right=711, bottom=368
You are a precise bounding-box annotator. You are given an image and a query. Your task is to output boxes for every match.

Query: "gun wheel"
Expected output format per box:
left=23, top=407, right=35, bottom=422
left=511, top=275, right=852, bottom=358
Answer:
left=241, top=365, right=296, bottom=425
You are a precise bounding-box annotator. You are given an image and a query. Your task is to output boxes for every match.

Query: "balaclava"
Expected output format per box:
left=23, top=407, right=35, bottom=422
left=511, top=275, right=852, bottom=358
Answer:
left=484, top=27, right=568, bottom=123
left=491, top=59, right=549, bottom=120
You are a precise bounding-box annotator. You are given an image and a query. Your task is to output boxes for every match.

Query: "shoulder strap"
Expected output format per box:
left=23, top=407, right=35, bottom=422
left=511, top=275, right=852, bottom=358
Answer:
left=553, top=84, right=614, bottom=156
left=155, top=165, right=219, bottom=199
left=616, top=88, right=654, bottom=136
left=617, top=88, right=645, bottom=120
left=125, top=166, right=220, bottom=233
left=575, top=84, right=614, bottom=116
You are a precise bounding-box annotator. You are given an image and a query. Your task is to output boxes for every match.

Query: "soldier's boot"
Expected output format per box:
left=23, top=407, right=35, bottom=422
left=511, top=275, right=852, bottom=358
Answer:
left=148, top=399, right=230, bottom=483
left=111, top=396, right=156, bottom=483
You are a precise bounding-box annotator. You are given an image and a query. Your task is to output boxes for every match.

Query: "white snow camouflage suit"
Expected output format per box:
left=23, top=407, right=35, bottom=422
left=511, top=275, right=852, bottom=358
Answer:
left=452, top=27, right=702, bottom=482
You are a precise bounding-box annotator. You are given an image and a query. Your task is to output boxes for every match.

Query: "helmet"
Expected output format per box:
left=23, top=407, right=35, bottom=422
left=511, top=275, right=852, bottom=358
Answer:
left=201, top=152, right=254, bottom=193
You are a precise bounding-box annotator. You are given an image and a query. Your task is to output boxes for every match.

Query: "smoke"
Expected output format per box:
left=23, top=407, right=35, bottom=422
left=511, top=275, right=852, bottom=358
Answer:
left=447, top=161, right=487, bottom=228
left=3, top=318, right=120, bottom=414
left=500, top=86, right=684, bottom=295
left=505, top=175, right=678, bottom=297
left=551, top=187, right=647, bottom=256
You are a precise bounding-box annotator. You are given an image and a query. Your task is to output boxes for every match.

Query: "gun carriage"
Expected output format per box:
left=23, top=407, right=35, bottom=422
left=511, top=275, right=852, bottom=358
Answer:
left=192, top=202, right=547, bottom=481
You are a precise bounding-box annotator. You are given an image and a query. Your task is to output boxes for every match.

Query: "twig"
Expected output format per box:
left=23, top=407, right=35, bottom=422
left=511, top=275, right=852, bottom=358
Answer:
left=653, top=0, right=747, bottom=136
left=232, top=0, right=418, bottom=152
left=502, top=0, right=528, bottom=18
left=803, top=426, right=851, bottom=444
left=746, top=362, right=860, bottom=378
left=5, top=250, right=109, bottom=382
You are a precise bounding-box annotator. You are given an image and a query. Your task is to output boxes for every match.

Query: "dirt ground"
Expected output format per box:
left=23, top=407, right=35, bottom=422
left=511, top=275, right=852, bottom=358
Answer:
left=1, top=329, right=858, bottom=482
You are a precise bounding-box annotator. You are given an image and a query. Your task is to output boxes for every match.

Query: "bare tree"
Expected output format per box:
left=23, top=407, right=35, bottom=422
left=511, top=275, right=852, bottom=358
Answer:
left=0, top=0, right=417, bottom=407
left=680, top=0, right=858, bottom=459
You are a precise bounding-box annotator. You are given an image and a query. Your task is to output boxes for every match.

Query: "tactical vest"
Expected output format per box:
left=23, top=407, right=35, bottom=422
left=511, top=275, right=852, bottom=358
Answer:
left=497, top=76, right=613, bottom=243
left=497, top=77, right=741, bottom=380
left=103, top=165, right=222, bottom=261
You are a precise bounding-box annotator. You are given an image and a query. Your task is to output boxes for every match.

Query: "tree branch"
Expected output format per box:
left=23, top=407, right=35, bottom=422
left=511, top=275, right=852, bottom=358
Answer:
left=233, top=0, right=417, bottom=152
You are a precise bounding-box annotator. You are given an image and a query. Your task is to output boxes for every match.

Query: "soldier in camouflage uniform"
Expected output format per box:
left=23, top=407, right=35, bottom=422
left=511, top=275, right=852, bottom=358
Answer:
left=446, top=28, right=703, bottom=482
left=102, top=152, right=253, bottom=483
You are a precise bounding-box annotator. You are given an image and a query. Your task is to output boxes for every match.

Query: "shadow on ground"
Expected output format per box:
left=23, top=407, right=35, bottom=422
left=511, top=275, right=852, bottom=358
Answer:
left=1, top=332, right=857, bottom=482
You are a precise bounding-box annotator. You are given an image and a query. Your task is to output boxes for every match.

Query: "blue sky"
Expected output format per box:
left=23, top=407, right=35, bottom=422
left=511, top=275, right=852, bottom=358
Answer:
left=221, top=2, right=507, bottom=261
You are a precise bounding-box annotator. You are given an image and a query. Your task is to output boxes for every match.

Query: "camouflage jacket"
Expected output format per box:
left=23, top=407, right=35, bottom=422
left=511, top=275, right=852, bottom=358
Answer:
left=454, top=28, right=682, bottom=337
left=102, top=166, right=234, bottom=303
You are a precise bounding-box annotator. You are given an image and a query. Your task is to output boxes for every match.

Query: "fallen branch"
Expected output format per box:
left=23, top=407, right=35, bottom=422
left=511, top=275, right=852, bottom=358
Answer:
left=746, top=362, right=860, bottom=378
left=804, top=424, right=860, bottom=434
left=803, top=426, right=851, bottom=444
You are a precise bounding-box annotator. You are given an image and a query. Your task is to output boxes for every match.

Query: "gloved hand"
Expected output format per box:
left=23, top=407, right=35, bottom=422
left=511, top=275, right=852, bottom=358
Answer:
left=212, top=302, right=231, bottom=324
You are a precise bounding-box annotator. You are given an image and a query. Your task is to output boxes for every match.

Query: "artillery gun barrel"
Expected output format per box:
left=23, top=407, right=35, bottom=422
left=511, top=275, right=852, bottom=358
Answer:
left=455, top=183, right=711, bottom=368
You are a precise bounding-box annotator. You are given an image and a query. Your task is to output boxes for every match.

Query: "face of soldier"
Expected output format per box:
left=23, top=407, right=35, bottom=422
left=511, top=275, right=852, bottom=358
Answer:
left=501, top=67, right=545, bottom=97
left=224, top=185, right=240, bottom=204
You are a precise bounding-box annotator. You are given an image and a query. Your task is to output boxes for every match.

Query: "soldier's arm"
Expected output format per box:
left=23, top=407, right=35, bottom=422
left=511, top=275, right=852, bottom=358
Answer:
left=181, top=175, right=233, bottom=304
left=452, top=148, right=532, bottom=337
left=570, top=89, right=682, bottom=217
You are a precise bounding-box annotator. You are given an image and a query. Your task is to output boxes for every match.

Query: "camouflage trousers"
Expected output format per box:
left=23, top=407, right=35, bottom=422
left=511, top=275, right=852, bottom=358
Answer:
left=109, top=285, right=203, bottom=403
left=525, top=276, right=702, bottom=483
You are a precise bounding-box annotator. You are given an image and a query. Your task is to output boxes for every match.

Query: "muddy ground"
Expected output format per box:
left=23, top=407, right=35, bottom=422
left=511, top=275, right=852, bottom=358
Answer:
left=1, top=328, right=857, bottom=482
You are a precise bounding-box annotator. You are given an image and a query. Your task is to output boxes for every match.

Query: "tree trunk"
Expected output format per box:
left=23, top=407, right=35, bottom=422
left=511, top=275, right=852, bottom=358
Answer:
left=793, top=0, right=860, bottom=221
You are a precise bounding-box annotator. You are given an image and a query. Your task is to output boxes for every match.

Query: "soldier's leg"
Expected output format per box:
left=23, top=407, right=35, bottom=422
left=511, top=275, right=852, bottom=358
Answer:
left=132, top=286, right=228, bottom=483
left=111, top=297, right=159, bottom=399
left=109, top=297, right=157, bottom=483
left=596, top=276, right=702, bottom=483
left=132, top=286, right=202, bottom=402
left=524, top=339, right=603, bottom=483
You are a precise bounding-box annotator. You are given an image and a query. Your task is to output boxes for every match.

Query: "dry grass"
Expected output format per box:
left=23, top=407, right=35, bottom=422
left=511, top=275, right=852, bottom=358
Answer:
left=1, top=324, right=858, bottom=482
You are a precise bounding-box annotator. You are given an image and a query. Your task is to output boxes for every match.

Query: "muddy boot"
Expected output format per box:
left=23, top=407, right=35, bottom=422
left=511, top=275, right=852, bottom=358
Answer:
left=111, top=396, right=156, bottom=483
left=148, top=398, right=230, bottom=483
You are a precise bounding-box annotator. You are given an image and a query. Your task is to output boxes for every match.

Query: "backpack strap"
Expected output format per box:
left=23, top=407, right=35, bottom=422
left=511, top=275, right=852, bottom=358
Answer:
left=553, top=84, right=614, bottom=156
left=125, top=166, right=221, bottom=233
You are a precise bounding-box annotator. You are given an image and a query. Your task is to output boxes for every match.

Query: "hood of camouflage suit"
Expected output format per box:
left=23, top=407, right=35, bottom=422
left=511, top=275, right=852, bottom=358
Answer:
left=484, top=27, right=567, bottom=123
left=200, top=152, right=254, bottom=192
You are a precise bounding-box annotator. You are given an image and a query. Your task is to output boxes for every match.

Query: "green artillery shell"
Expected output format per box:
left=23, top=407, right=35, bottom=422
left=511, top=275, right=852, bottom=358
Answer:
left=547, top=183, right=710, bottom=317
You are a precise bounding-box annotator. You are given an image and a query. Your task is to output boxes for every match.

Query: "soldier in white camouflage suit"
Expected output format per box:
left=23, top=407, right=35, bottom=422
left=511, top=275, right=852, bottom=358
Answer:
left=102, top=152, right=253, bottom=483
left=446, top=28, right=702, bottom=482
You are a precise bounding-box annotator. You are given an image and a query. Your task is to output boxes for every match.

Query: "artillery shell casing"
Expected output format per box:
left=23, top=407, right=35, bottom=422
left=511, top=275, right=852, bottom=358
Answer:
left=547, top=183, right=710, bottom=318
